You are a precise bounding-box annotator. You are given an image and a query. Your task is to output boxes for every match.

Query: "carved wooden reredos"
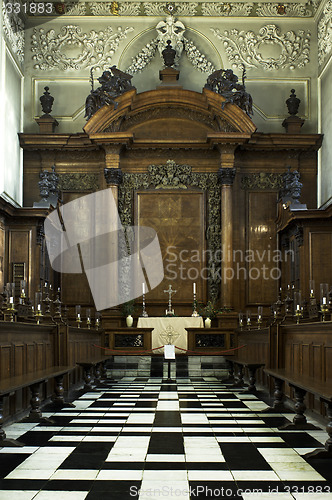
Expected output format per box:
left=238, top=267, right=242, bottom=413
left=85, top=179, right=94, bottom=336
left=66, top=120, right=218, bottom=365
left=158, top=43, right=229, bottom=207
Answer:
left=20, top=75, right=321, bottom=322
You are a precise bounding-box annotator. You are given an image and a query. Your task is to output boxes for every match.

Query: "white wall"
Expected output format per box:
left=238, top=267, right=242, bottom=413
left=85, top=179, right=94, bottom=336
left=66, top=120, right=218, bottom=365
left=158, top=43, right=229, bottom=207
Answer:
left=0, top=6, right=24, bottom=206
left=319, top=56, right=332, bottom=207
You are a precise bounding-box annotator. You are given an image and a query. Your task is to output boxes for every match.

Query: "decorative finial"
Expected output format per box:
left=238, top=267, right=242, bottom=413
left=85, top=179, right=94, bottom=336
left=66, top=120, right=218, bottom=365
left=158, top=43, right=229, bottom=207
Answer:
left=162, top=40, right=177, bottom=68
left=40, top=86, right=54, bottom=115
left=286, top=89, right=300, bottom=116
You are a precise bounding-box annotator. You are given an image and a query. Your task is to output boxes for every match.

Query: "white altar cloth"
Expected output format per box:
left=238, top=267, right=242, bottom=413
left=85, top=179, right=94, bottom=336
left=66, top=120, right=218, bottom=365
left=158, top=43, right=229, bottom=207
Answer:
left=137, top=316, right=203, bottom=353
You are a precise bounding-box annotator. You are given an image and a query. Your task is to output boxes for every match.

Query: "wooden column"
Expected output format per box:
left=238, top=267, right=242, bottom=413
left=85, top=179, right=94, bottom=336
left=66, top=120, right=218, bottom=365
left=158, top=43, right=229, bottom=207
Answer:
left=218, top=147, right=236, bottom=309
left=103, top=145, right=124, bottom=309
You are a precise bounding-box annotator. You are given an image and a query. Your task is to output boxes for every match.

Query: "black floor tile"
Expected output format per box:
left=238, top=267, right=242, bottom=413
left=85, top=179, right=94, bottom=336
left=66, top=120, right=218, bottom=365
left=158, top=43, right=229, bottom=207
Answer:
left=59, top=452, right=110, bottom=469
left=148, top=432, right=184, bottom=454
left=0, top=454, right=31, bottom=478
left=219, top=443, right=273, bottom=470
left=154, top=410, right=182, bottom=426
left=0, top=479, right=48, bottom=489
left=42, top=479, right=93, bottom=490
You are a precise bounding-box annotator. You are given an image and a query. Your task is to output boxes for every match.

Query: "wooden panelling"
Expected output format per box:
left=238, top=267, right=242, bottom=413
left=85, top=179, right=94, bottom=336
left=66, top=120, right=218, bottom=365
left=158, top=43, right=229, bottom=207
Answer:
left=135, top=190, right=206, bottom=304
left=14, top=343, right=25, bottom=376
left=279, top=323, right=332, bottom=385
left=309, top=232, right=332, bottom=290
left=246, top=191, right=278, bottom=305
left=0, top=345, right=11, bottom=379
left=325, top=346, right=332, bottom=382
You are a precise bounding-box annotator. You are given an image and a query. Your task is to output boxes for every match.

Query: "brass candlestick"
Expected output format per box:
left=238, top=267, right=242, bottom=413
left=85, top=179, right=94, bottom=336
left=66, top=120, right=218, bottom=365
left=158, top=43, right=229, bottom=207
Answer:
left=6, top=301, right=17, bottom=322
left=320, top=303, right=329, bottom=322
left=294, top=308, right=302, bottom=324
left=35, top=306, right=43, bottom=325
left=86, top=308, right=91, bottom=329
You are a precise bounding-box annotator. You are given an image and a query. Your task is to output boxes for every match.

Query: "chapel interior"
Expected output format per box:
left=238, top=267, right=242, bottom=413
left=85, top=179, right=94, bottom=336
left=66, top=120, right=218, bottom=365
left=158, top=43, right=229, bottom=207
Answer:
left=0, top=0, right=332, bottom=498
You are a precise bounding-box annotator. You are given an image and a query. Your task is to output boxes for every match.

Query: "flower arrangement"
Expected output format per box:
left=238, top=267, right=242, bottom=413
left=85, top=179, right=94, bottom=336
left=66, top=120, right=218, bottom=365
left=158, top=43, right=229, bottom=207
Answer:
left=121, top=300, right=136, bottom=317
left=198, top=300, right=221, bottom=319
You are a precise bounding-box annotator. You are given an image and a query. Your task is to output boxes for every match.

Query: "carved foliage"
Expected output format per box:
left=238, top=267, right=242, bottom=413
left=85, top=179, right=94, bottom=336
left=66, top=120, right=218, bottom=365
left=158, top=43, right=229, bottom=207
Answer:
left=118, top=160, right=221, bottom=302
left=241, top=173, right=284, bottom=190
left=183, top=37, right=215, bottom=73
left=256, top=3, right=312, bottom=17
left=126, top=18, right=214, bottom=75
left=115, top=106, right=235, bottom=132
left=57, top=173, right=99, bottom=191
left=89, top=2, right=141, bottom=15
left=31, top=25, right=134, bottom=70
left=318, top=0, right=332, bottom=66
left=211, top=24, right=311, bottom=70
left=2, top=1, right=25, bottom=63
left=202, top=2, right=253, bottom=16
left=143, top=2, right=198, bottom=15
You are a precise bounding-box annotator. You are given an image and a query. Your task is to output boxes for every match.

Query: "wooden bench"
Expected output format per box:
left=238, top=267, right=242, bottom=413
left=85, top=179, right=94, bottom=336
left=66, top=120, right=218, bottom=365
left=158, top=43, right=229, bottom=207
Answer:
left=0, top=365, right=75, bottom=447
left=264, top=368, right=332, bottom=459
left=224, top=357, right=264, bottom=393
left=77, top=356, right=110, bottom=391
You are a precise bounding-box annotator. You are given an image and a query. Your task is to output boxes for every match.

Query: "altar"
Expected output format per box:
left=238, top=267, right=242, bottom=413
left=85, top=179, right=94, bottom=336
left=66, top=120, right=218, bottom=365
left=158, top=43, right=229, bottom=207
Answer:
left=137, top=316, right=204, bottom=353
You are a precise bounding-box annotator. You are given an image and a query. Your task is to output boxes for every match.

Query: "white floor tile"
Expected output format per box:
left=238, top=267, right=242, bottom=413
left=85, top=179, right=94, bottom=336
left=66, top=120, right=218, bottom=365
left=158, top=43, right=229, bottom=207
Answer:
left=188, top=470, right=233, bottom=480
left=0, top=492, right=39, bottom=500
left=51, top=469, right=98, bottom=480
left=96, top=470, right=143, bottom=480
left=33, top=492, right=88, bottom=500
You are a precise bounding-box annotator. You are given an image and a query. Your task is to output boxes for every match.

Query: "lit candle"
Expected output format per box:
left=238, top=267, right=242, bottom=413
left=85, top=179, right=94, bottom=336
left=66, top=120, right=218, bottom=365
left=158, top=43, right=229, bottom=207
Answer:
left=193, top=283, right=196, bottom=294
left=323, top=297, right=327, bottom=305
left=9, top=297, right=13, bottom=304
left=37, top=304, right=41, bottom=311
left=142, top=283, right=145, bottom=295
left=296, top=304, right=300, bottom=311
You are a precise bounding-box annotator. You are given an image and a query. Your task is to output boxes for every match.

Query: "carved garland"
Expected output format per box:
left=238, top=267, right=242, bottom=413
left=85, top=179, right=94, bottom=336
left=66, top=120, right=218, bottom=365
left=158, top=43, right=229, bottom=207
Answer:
left=241, top=173, right=284, bottom=190
left=31, top=25, right=134, bottom=71
left=57, top=173, right=99, bottom=191
left=211, top=24, right=311, bottom=70
left=318, top=0, right=332, bottom=66
left=126, top=35, right=215, bottom=75
left=118, top=160, right=221, bottom=302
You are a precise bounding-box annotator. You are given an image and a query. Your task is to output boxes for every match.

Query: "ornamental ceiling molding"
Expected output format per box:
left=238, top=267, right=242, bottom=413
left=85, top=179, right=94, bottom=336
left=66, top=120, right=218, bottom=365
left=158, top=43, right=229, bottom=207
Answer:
left=24, top=2, right=320, bottom=17
left=211, top=24, right=311, bottom=70
left=89, top=2, right=141, bottom=16
left=126, top=16, right=214, bottom=74
left=142, top=2, right=198, bottom=15
left=2, top=2, right=25, bottom=63
left=318, top=0, right=332, bottom=66
left=31, top=25, right=134, bottom=70
left=201, top=3, right=253, bottom=16
left=256, top=3, right=312, bottom=16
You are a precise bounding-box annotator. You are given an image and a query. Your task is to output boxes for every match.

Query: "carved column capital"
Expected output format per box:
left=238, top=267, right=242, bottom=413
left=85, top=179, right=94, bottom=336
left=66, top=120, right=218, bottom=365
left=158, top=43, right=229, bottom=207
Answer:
left=104, top=168, right=123, bottom=186
left=218, top=167, right=236, bottom=185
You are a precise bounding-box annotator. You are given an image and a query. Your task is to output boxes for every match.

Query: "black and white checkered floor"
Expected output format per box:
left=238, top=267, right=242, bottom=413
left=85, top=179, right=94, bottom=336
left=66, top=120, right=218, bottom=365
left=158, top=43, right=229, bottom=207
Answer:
left=1, top=377, right=332, bottom=499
